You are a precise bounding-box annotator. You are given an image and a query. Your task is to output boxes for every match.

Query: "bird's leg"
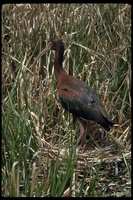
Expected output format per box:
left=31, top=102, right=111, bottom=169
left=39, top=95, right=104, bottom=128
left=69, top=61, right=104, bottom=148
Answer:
left=76, top=118, right=85, bottom=147
left=76, top=119, right=91, bottom=149
left=86, top=120, right=91, bottom=135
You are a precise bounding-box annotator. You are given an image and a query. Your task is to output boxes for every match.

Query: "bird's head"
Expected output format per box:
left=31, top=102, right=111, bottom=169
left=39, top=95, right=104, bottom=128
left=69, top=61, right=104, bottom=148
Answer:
left=32, top=37, right=64, bottom=67
left=48, top=37, right=63, bottom=51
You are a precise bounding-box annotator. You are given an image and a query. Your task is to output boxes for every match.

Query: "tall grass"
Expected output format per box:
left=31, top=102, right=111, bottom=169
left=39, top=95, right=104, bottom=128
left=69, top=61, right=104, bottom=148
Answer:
left=2, top=4, right=131, bottom=197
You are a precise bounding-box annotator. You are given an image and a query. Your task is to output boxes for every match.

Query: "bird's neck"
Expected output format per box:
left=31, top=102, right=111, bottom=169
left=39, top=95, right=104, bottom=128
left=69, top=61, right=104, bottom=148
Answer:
left=54, top=47, right=66, bottom=81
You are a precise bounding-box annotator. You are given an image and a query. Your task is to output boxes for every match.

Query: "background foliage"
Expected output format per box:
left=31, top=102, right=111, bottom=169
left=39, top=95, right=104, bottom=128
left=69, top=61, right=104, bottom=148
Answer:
left=2, top=4, right=131, bottom=197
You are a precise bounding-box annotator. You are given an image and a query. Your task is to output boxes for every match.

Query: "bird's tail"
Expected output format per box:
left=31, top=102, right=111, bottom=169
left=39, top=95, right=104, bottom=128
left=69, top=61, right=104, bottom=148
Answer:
left=101, top=118, right=114, bottom=131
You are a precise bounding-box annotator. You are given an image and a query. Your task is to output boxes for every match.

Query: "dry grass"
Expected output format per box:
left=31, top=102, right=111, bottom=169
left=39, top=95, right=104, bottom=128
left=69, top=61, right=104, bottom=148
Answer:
left=2, top=4, right=131, bottom=197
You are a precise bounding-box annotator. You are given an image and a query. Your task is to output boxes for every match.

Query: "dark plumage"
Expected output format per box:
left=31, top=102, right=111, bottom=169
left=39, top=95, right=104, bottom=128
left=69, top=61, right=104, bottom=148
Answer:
left=33, top=37, right=114, bottom=146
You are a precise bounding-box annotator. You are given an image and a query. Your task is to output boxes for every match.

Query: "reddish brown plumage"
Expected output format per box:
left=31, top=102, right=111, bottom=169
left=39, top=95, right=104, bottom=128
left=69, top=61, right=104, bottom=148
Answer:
left=33, top=37, right=114, bottom=146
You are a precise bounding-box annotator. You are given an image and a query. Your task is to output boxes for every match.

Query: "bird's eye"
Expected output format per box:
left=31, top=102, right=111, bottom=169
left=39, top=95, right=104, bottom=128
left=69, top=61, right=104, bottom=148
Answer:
left=48, top=42, right=53, bottom=48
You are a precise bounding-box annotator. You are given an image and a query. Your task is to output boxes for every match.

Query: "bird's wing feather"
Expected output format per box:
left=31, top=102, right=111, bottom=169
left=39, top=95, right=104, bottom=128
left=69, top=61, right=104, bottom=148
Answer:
left=58, top=82, right=113, bottom=125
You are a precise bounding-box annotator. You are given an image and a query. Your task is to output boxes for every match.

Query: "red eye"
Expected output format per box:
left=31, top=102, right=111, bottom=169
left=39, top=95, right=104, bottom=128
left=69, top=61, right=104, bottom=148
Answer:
left=48, top=42, right=52, bottom=49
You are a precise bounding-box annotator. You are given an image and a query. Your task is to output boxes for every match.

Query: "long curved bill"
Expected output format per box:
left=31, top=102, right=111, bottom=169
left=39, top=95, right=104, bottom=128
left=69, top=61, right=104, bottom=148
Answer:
left=32, top=44, right=50, bottom=68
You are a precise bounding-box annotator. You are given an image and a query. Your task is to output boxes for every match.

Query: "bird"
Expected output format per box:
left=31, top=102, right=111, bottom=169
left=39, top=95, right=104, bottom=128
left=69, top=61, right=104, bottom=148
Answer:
left=33, top=37, right=114, bottom=146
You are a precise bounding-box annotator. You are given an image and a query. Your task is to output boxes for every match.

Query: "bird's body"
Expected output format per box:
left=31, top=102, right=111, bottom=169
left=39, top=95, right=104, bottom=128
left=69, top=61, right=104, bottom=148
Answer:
left=33, top=37, right=114, bottom=146
left=58, top=73, right=113, bottom=131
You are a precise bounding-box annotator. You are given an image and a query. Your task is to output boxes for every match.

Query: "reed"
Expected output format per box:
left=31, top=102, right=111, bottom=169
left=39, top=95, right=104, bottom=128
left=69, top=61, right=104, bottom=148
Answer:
left=2, top=4, right=131, bottom=197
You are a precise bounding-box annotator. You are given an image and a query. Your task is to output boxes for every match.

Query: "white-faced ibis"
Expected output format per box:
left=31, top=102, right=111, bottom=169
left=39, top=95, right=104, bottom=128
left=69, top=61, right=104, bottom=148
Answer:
left=33, top=37, right=114, bottom=146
